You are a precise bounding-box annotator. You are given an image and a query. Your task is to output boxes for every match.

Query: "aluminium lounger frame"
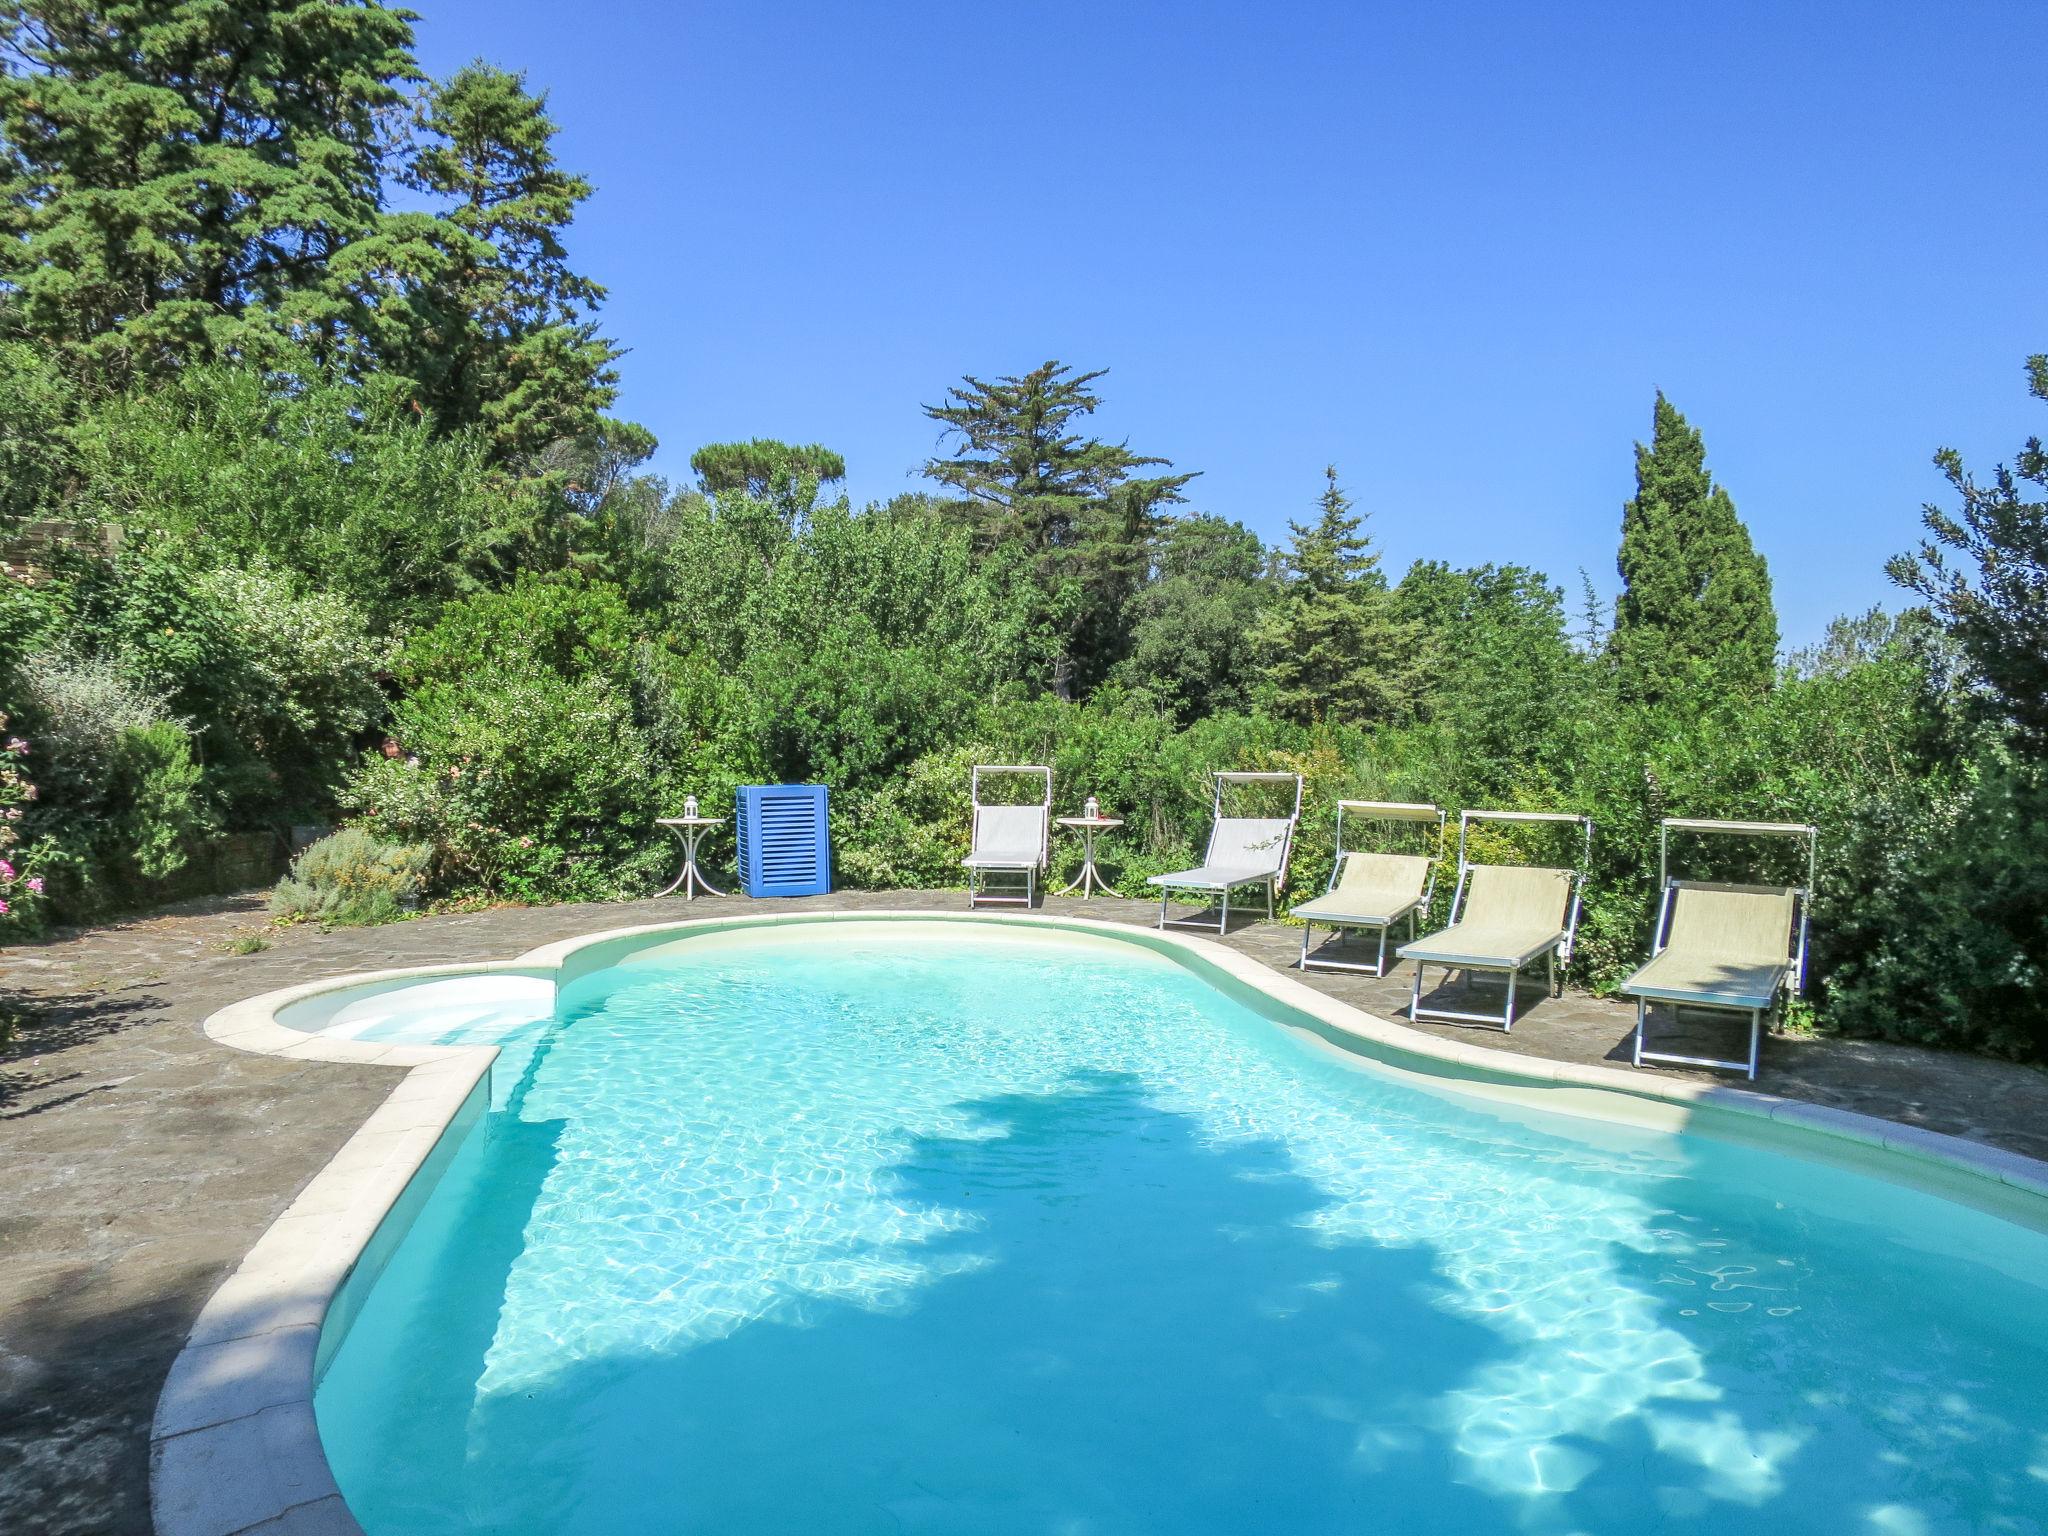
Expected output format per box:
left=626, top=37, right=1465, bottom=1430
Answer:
left=964, top=764, right=1053, bottom=909
left=1405, top=809, right=1593, bottom=1031
left=1630, top=817, right=1817, bottom=1080
left=1153, top=770, right=1304, bottom=935
left=1297, top=800, right=1447, bottom=975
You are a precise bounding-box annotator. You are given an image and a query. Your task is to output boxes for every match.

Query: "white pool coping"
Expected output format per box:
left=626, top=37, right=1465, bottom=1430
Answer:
left=150, top=910, right=2048, bottom=1536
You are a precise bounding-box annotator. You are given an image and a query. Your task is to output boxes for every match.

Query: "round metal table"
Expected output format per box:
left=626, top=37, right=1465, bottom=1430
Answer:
left=654, top=815, right=726, bottom=899
left=1053, top=815, right=1122, bottom=898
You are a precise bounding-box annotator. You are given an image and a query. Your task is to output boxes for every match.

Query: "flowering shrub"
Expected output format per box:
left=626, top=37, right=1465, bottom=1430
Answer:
left=0, top=712, right=48, bottom=933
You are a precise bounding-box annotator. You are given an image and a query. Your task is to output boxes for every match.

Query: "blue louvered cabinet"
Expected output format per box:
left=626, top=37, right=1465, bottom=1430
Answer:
left=734, top=785, right=832, bottom=897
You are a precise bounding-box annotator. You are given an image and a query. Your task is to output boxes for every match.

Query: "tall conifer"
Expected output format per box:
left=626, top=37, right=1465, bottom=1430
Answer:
left=0, top=0, right=419, bottom=380
left=1256, top=467, right=1419, bottom=725
left=1611, top=393, right=1777, bottom=701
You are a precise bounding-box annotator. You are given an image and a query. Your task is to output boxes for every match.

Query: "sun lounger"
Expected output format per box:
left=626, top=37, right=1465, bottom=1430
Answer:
left=963, top=765, right=1052, bottom=908
left=1295, top=801, right=1444, bottom=975
left=1397, top=810, right=1592, bottom=1030
left=1625, top=819, right=1816, bottom=1079
left=1149, top=771, right=1303, bottom=933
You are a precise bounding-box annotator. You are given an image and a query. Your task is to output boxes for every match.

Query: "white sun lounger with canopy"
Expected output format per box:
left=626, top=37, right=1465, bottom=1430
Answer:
left=1294, top=800, right=1446, bottom=975
left=1625, top=817, right=1817, bottom=1080
left=962, top=764, right=1052, bottom=908
left=1148, top=770, right=1303, bottom=933
left=1397, top=809, right=1592, bottom=1030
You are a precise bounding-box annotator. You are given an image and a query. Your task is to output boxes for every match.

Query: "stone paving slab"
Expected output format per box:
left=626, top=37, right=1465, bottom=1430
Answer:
left=3, top=888, right=2045, bottom=1534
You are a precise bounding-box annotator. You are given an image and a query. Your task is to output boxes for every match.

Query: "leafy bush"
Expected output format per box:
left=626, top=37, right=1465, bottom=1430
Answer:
left=112, top=721, right=209, bottom=881
left=271, top=829, right=432, bottom=927
left=344, top=576, right=668, bottom=904
left=11, top=651, right=212, bottom=914
left=37, top=547, right=389, bottom=822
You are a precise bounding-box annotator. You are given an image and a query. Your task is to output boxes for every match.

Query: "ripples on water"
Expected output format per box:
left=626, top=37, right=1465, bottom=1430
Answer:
left=316, top=925, right=2048, bottom=1535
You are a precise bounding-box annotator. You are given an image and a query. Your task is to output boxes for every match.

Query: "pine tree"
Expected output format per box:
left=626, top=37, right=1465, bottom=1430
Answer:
left=0, top=0, right=421, bottom=382
left=923, top=362, right=1194, bottom=698
left=1610, top=393, right=1777, bottom=702
left=1255, top=467, right=1419, bottom=726
left=1887, top=353, right=2048, bottom=756
left=388, top=62, right=622, bottom=463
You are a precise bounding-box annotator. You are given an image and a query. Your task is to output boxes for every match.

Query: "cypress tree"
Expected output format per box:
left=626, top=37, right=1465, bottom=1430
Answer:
left=1255, top=466, right=1420, bottom=726
left=1611, top=393, right=1777, bottom=702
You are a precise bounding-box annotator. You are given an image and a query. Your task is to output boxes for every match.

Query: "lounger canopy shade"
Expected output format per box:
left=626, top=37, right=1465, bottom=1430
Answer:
left=1395, top=808, right=1593, bottom=1030
left=1148, top=771, right=1304, bottom=934
left=1296, top=801, right=1446, bottom=975
left=1334, top=799, right=1442, bottom=821
left=1628, top=818, right=1819, bottom=1078
left=963, top=764, right=1052, bottom=908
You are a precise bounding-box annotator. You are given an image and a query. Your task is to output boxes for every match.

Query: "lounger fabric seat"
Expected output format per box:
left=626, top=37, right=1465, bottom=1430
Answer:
left=1400, top=865, right=1573, bottom=967
left=1148, top=817, right=1295, bottom=892
left=962, top=805, right=1048, bottom=871
left=1152, top=774, right=1303, bottom=934
left=1291, top=852, right=1432, bottom=924
left=1623, top=883, right=1795, bottom=1011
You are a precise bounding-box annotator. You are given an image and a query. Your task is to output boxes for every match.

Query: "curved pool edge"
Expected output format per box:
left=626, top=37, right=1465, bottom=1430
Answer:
left=148, top=910, right=2048, bottom=1536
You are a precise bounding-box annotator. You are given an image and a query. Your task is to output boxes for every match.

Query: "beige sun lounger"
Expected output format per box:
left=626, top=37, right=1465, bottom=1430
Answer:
left=1397, top=810, right=1592, bottom=1030
left=963, top=766, right=1051, bottom=908
left=1295, top=801, right=1444, bottom=975
left=1149, top=771, right=1303, bottom=934
left=1624, top=818, right=1816, bottom=1079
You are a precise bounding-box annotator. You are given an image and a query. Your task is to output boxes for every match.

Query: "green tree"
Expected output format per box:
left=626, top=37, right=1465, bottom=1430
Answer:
left=1610, top=393, right=1777, bottom=702
left=383, top=61, right=623, bottom=463
left=923, top=361, right=1194, bottom=699
left=1255, top=467, right=1419, bottom=727
left=1113, top=513, right=1275, bottom=722
left=1886, top=353, right=2048, bottom=757
left=691, top=439, right=845, bottom=532
left=1394, top=560, right=1579, bottom=797
left=0, top=0, right=421, bottom=381
left=68, top=360, right=501, bottom=630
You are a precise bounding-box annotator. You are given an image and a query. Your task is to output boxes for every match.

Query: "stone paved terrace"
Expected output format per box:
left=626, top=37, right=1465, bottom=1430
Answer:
left=4, top=889, right=2046, bottom=1535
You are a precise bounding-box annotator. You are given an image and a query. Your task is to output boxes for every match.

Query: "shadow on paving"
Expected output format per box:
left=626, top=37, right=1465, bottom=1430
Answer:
left=1, top=989, right=171, bottom=1114
left=0, top=1258, right=223, bottom=1536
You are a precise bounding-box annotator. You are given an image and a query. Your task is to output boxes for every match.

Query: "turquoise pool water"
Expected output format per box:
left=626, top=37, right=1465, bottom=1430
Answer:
left=315, top=923, right=2048, bottom=1535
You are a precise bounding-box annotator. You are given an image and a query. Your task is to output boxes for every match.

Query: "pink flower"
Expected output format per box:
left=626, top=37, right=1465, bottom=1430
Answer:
left=0, top=859, right=13, bottom=880
left=25, top=876, right=42, bottom=893
left=7, top=807, right=23, bottom=820
left=0, top=899, right=9, bottom=915
left=3, top=737, right=25, bottom=756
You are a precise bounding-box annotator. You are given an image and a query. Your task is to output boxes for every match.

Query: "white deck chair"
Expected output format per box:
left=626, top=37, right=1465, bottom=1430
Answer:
left=1625, top=818, right=1816, bottom=1079
left=963, top=765, right=1052, bottom=908
left=1148, top=771, right=1303, bottom=934
left=1397, top=810, right=1593, bottom=1030
left=1294, top=801, right=1446, bottom=975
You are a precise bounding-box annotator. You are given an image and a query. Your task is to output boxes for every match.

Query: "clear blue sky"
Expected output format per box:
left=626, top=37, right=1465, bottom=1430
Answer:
left=412, top=0, right=2047, bottom=648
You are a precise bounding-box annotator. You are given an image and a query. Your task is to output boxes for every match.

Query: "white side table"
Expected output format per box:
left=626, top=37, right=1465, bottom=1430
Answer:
left=1054, top=815, right=1123, bottom=898
left=655, top=816, right=726, bottom=899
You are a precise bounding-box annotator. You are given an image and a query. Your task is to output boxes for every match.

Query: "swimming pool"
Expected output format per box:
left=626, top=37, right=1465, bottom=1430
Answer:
left=308, top=921, right=2048, bottom=1535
